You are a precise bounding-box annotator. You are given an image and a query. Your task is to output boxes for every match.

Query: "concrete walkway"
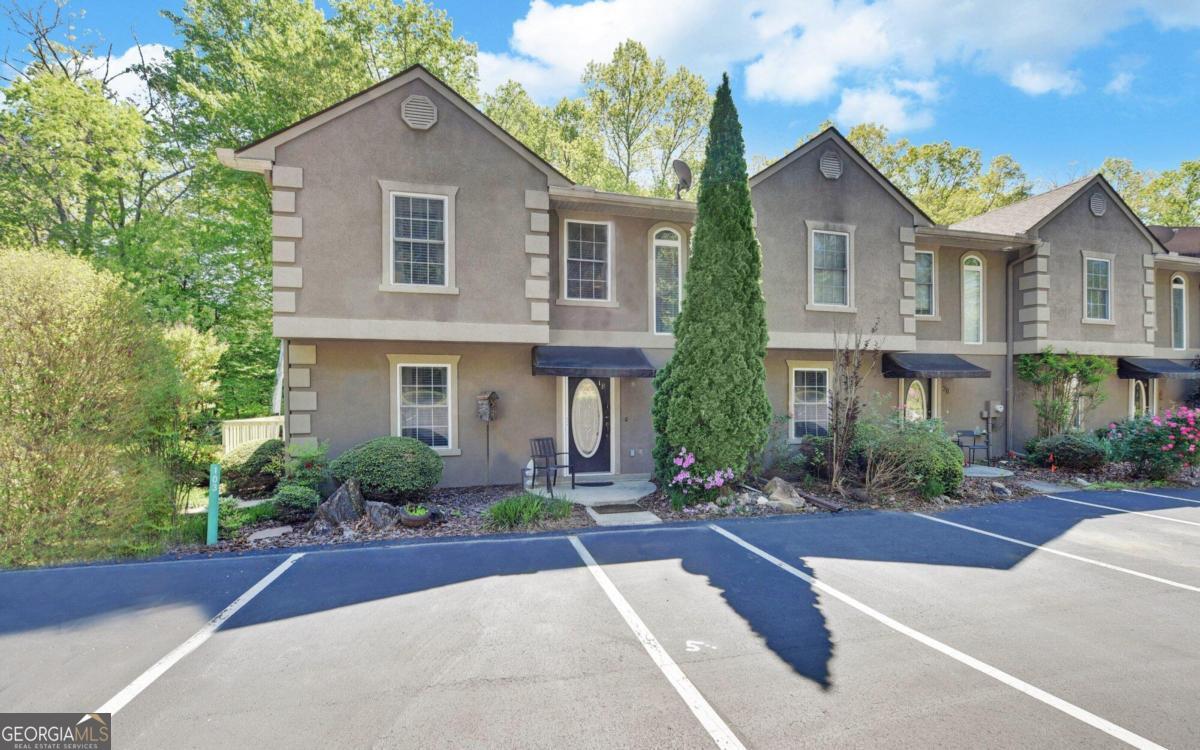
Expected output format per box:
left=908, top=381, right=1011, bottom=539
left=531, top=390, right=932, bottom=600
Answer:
left=529, top=478, right=656, bottom=507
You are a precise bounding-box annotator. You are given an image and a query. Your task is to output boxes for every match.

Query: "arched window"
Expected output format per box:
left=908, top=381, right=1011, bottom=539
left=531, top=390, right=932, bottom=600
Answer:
left=652, top=228, right=682, bottom=334
left=904, top=380, right=927, bottom=422
left=1172, top=274, right=1187, bottom=350
left=1131, top=379, right=1149, bottom=419
left=961, top=255, right=984, bottom=345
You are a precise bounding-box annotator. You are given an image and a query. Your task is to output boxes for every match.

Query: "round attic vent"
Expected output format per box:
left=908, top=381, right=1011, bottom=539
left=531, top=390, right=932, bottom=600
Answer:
left=1089, top=192, right=1107, bottom=217
left=401, top=95, right=438, bottom=130
left=819, top=150, right=843, bottom=179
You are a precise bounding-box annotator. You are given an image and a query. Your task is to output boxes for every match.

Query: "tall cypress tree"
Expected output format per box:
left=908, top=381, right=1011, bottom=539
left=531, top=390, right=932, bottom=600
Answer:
left=653, top=73, right=770, bottom=482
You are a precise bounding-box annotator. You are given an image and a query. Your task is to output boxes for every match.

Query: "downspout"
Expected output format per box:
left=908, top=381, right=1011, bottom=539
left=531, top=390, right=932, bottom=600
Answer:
left=1005, top=243, right=1040, bottom=454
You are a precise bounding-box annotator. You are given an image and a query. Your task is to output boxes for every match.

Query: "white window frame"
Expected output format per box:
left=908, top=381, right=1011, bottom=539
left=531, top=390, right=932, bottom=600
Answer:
left=1128, top=378, right=1153, bottom=419
left=805, top=220, right=856, bottom=312
left=914, top=249, right=937, bottom=318
left=387, top=354, right=461, bottom=456
left=560, top=218, right=615, bottom=305
left=648, top=223, right=686, bottom=335
left=1171, top=274, right=1187, bottom=351
left=787, top=360, right=831, bottom=444
left=378, top=180, right=458, bottom=295
left=1081, top=252, right=1114, bottom=324
left=961, top=253, right=985, bottom=345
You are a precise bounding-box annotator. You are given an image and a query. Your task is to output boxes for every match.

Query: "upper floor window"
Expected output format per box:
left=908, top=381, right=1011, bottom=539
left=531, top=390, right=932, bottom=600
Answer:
left=1084, top=257, right=1112, bottom=322
left=811, top=230, right=850, bottom=306
left=392, top=194, right=447, bottom=286
left=1172, top=274, right=1187, bottom=350
left=565, top=220, right=611, bottom=301
left=652, top=228, right=682, bottom=334
left=961, top=254, right=984, bottom=344
left=915, top=250, right=936, bottom=316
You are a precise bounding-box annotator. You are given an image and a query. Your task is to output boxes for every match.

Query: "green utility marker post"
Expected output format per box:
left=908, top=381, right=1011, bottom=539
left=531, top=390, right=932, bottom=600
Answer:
left=207, top=463, right=220, bottom=545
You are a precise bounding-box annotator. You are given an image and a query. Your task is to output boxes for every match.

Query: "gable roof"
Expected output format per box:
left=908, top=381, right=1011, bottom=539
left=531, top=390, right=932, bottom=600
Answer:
left=231, top=64, right=572, bottom=185
left=1150, top=225, right=1200, bottom=256
left=749, top=126, right=934, bottom=226
left=951, top=174, right=1167, bottom=252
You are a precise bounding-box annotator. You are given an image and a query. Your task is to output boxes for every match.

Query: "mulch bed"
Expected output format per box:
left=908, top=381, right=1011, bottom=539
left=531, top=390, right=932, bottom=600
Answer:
left=171, top=484, right=594, bottom=555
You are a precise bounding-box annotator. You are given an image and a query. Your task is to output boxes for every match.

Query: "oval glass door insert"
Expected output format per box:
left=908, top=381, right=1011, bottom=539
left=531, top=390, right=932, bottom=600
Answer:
left=571, top=379, right=604, bottom=458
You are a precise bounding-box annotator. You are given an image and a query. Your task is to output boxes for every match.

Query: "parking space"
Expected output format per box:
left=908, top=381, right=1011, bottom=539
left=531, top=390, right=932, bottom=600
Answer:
left=3, top=487, right=1200, bottom=748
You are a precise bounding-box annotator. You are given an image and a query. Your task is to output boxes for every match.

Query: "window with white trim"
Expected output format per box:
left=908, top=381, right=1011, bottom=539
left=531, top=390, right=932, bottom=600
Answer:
left=904, top=380, right=927, bottom=422
left=915, top=250, right=935, bottom=316
left=391, top=193, right=446, bottom=286
left=1084, top=257, right=1111, bottom=321
left=791, top=367, right=830, bottom=439
left=1172, top=274, right=1187, bottom=350
left=1130, top=378, right=1150, bottom=419
left=565, top=220, right=610, bottom=300
left=398, top=364, right=451, bottom=448
left=961, top=254, right=984, bottom=344
left=810, top=230, right=849, bottom=306
left=652, top=228, right=682, bottom=334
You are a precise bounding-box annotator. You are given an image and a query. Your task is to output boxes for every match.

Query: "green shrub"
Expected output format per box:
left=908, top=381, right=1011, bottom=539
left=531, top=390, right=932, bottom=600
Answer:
left=0, top=248, right=181, bottom=567
left=484, top=493, right=572, bottom=530
left=273, top=484, right=321, bottom=513
left=221, top=438, right=284, bottom=497
left=1107, top=417, right=1184, bottom=480
left=329, top=436, right=443, bottom=503
left=218, top=498, right=278, bottom=539
left=853, top=417, right=963, bottom=498
left=1028, top=432, right=1108, bottom=471
left=282, top=440, right=328, bottom=491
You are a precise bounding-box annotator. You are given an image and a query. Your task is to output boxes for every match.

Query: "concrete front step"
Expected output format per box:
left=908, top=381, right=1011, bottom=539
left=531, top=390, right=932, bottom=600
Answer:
left=584, top=508, right=662, bottom=526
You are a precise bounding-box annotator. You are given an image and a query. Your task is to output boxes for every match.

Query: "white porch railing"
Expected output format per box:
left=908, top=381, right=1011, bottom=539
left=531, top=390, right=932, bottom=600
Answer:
left=221, top=416, right=285, bottom=454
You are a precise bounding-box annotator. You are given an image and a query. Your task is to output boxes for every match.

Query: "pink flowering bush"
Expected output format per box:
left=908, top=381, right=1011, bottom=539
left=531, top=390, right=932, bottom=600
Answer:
left=666, top=448, right=737, bottom=509
left=1107, top=406, right=1200, bottom=479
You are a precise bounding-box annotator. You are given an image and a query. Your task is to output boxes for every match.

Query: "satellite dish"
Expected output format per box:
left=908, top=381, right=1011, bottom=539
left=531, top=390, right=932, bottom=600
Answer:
left=673, top=159, right=692, bottom=199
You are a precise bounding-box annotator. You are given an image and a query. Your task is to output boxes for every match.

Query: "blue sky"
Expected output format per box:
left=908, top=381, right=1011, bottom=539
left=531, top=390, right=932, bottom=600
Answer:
left=6, top=0, right=1199, bottom=187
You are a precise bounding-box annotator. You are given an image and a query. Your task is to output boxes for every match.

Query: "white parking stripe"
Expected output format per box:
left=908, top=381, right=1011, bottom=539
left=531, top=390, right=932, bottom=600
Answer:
left=567, top=536, right=745, bottom=750
left=913, top=512, right=1200, bottom=593
left=1046, top=494, right=1200, bottom=528
left=96, top=552, right=305, bottom=716
left=707, top=524, right=1166, bottom=750
left=1123, top=488, right=1200, bottom=505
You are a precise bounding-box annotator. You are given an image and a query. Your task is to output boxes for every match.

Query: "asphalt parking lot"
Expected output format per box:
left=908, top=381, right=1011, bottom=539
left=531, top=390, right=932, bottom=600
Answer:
left=3, top=486, right=1200, bottom=749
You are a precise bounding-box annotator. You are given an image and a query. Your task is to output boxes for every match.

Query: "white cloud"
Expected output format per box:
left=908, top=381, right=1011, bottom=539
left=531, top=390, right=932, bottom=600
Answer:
left=1105, top=70, right=1135, bottom=94
left=1009, top=62, right=1082, bottom=95
left=479, top=0, right=1200, bottom=115
left=835, top=85, right=934, bottom=131
left=84, top=43, right=170, bottom=105
left=1103, top=54, right=1146, bottom=95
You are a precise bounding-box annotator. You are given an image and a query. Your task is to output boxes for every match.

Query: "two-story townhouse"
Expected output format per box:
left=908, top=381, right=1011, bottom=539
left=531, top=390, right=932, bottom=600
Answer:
left=219, top=65, right=1196, bottom=487
left=1149, top=225, right=1200, bottom=408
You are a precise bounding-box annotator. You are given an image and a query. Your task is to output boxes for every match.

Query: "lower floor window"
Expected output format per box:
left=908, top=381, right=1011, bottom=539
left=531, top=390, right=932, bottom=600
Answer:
left=1130, top=378, right=1151, bottom=419
left=792, top=368, right=830, bottom=438
left=399, top=364, right=450, bottom=448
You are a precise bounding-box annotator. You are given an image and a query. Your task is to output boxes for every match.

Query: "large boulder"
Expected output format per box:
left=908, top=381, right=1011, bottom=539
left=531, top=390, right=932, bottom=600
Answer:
left=365, top=501, right=404, bottom=530
left=763, top=477, right=805, bottom=509
left=313, top=479, right=366, bottom=527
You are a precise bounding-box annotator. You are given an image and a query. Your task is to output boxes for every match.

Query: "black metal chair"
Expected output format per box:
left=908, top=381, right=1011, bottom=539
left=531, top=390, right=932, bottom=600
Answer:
left=955, top=428, right=988, bottom=466
left=529, top=437, right=574, bottom=497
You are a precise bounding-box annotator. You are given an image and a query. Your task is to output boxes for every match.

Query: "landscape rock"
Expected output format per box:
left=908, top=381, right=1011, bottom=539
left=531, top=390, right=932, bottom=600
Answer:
left=763, top=477, right=806, bottom=508
left=1071, top=477, right=1091, bottom=487
left=846, top=487, right=872, bottom=504
left=247, top=525, right=292, bottom=542
left=365, top=501, right=403, bottom=530
left=990, top=481, right=1013, bottom=497
left=314, top=479, right=366, bottom=527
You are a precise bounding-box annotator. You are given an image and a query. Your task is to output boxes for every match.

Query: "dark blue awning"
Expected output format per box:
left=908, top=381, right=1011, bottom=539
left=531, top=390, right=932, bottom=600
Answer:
left=532, top=346, right=656, bottom=378
left=883, top=352, right=990, bottom=379
left=1117, top=358, right=1200, bottom=379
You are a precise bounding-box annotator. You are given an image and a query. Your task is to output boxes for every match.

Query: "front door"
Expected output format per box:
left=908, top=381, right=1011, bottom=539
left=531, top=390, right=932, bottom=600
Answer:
left=568, top=377, right=611, bottom=474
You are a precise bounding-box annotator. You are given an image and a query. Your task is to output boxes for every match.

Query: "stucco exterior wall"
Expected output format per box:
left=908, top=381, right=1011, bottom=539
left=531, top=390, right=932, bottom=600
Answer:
left=914, top=246, right=1009, bottom=347
left=752, top=144, right=916, bottom=346
left=1154, top=268, right=1200, bottom=353
left=1037, top=194, right=1156, bottom=350
left=272, top=78, right=550, bottom=331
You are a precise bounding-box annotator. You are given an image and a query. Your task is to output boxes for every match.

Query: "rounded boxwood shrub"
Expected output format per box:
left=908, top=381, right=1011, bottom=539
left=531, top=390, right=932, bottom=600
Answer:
left=329, top=436, right=443, bottom=503
left=273, top=483, right=321, bottom=513
left=1029, top=432, right=1108, bottom=471
left=894, top=422, right=964, bottom=498
left=221, top=438, right=284, bottom=497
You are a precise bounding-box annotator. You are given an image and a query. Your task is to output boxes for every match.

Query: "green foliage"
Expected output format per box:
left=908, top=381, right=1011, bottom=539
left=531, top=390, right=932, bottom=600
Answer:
left=221, top=438, right=285, bottom=497
left=218, top=497, right=278, bottom=538
left=1102, top=157, right=1200, bottom=226
left=282, top=440, right=329, bottom=491
left=158, top=324, right=226, bottom=512
left=1106, top=409, right=1200, bottom=480
left=272, top=484, right=321, bottom=513
left=404, top=503, right=429, bottom=517
left=853, top=415, right=963, bottom=498
left=0, top=248, right=180, bottom=566
left=329, top=436, right=443, bottom=503
left=483, top=493, right=572, bottom=530
left=1028, top=432, right=1109, bottom=470
left=1016, top=349, right=1116, bottom=438
left=655, top=74, right=771, bottom=490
